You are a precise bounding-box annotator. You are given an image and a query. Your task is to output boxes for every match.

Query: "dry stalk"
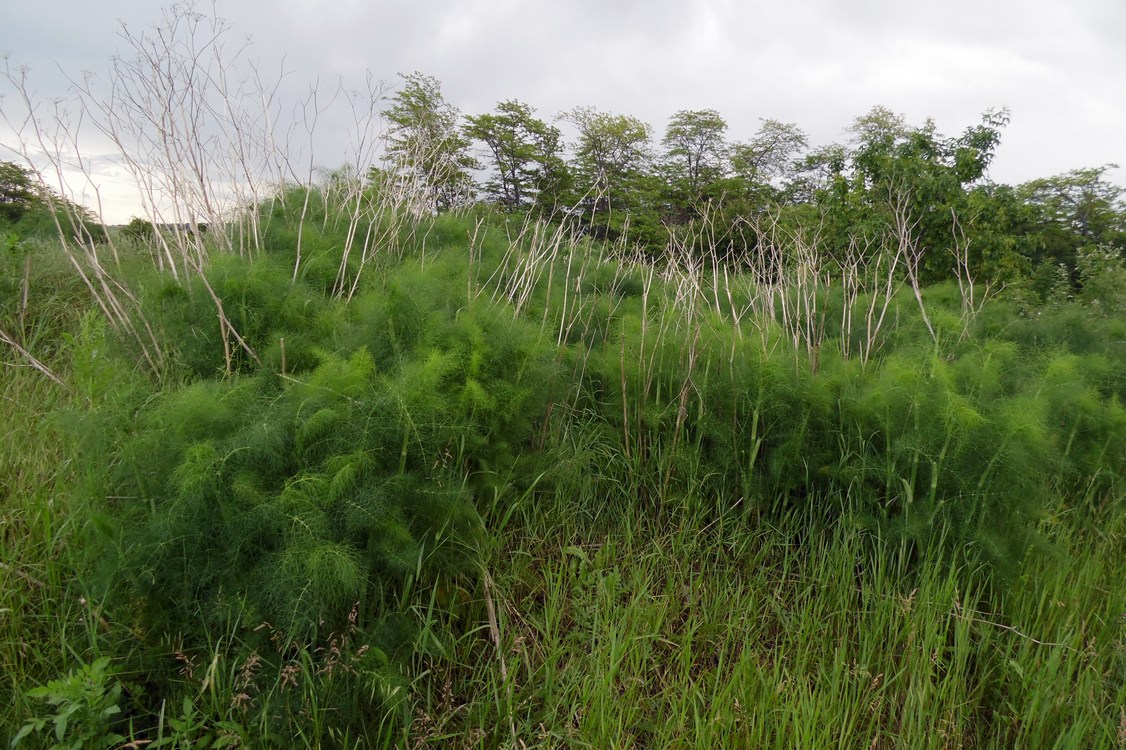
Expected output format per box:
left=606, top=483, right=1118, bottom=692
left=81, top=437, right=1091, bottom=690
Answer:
left=3, top=5, right=413, bottom=375
left=0, top=327, right=69, bottom=389
left=289, top=80, right=339, bottom=281
left=950, top=207, right=1001, bottom=339
left=480, top=567, right=519, bottom=749
left=663, top=325, right=700, bottom=497
left=888, top=184, right=936, bottom=343
left=847, top=231, right=905, bottom=366
left=747, top=210, right=829, bottom=369
left=2, top=63, right=167, bottom=375
left=487, top=213, right=583, bottom=318
left=0, top=561, right=47, bottom=590
left=663, top=227, right=705, bottom=325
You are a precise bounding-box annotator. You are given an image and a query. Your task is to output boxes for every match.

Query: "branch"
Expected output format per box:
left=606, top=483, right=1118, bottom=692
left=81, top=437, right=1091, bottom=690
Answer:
left=0, top=327, right=70, bottom=390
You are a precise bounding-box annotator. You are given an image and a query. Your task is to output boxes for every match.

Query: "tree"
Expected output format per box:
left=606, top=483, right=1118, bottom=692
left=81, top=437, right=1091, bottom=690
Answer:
left=1019, top=166, right=1125, bottom=249
left=959, top=184, right=1039, bottom=285
left=1011, top=165, right=1126, bottom=292
left=0, top=161, right=41, bottom=223
left=562, top=106, right=656, bottom=241
left=122, top=216, right=156, bottom=244
left=731, top=119, right=809, bottom=203
left=847, top=106, right=1008, bottom=195
left=464, top=100, right=568, bottom=214
left=381, top=72, right=477, bottom=212
left=817, top=106, right=1011, bottom=282
left=789, top=143, right=848, bottom=204
left=661, top=109, right=729, bottom=203
left=0, top=160, right=104, bottom=242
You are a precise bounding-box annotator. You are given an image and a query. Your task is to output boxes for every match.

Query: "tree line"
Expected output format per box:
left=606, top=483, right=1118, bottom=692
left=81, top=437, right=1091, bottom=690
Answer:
left=3, top=69, right=1123, bottom=296
left=378, top=72, right=1125, bottom=292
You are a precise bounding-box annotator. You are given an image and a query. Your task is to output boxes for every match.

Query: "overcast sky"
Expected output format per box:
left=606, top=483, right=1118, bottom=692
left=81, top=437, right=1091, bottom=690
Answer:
left=2, top=0, right=1123, bottom=223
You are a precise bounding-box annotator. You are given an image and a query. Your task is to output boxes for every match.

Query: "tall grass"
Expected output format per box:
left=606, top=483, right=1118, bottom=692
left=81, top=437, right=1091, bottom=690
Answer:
left=1, top=199, right=1124, bottom=747
left=408, top=487, right=1124, bottom=748
left=0, top=241, right=108, bottom=745
left=3, top=8, right=1122, bottom=742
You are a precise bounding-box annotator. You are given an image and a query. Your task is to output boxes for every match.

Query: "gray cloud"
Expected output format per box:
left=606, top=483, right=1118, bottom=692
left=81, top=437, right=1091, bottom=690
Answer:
left=3, top=0, right=1123, bottom=221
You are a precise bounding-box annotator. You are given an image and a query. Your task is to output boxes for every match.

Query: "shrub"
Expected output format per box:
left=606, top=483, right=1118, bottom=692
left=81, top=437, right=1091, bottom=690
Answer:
left=11, top=657, right=124, bottom=750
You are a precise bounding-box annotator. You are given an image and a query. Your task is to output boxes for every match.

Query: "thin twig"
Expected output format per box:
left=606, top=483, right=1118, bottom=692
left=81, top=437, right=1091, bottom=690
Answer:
left=956, top=611, right=1079, bottom=651
left=481, top=567, right=520, bottom=748
left=0, top=327, right=69, bottom=390
left=0, top=561, right=47, bottom=590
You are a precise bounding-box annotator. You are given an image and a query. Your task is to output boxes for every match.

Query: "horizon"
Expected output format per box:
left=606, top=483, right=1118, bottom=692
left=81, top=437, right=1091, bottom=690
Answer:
left=2, top=0, right=1123, bottom=224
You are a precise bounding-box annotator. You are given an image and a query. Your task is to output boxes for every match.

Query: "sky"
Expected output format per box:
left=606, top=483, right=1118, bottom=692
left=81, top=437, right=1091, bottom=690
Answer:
left=2, top=0, right=1124, bottom=223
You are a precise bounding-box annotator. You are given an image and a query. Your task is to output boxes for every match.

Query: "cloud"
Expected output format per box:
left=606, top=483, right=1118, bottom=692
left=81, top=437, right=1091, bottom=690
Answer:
left=1, top=0, right=1122, bottom=221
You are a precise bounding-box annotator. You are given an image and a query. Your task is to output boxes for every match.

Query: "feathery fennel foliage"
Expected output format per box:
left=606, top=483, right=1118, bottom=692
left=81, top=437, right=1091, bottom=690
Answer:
left=6, top=189, right=1123, bottom=745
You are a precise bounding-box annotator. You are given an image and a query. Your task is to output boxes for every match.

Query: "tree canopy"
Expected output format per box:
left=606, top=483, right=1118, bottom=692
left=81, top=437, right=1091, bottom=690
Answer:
left=0, top=161, right=43, bottom=223
left=381, top=72, right=477, bottom=212
left=464, top=100, right=567, bottom=214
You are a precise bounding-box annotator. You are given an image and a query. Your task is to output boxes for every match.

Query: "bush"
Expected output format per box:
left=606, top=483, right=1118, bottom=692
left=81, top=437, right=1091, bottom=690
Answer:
left=12, top=658, right=124, bottom=750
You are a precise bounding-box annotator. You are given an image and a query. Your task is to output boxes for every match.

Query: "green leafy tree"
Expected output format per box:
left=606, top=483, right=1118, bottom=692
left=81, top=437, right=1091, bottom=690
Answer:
left=1018, top=165, right=1126, bottom=268
left=121, top=216, right=156, bottom=244
left=846, top=106, right=1007, bottom=199
left=0, top=161, right=41, bottom=223
left=660, top=109, right=729, bottom=213
left=464, top=100, right=569, bottom=214
left=563, top=106, right=658, bottom=242
left=813, top=106, right=1010, bottom=282
left=959, top=183, right=1039, bottom=285
left=731, top=118, right=809, bottom=204
left=382, top=72, right=477, bottom=212
left=789, top=143, right=848, bottom=204
left=0, top=160, right=108, bottom=243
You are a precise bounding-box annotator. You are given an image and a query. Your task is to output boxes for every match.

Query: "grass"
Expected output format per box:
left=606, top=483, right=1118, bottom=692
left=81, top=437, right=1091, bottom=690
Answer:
left=0, top=250, right=114, bottom=745
left=406, top=490, right=1125, bottom=748
left=1, top=212, right=1124, bottom=748
left=0, top=348, right=91, bottom=742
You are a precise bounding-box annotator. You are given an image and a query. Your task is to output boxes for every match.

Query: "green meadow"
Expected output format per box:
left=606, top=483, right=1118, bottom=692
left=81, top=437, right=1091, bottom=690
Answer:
left=1, top=15, right=1124, bottom=746
left=2, top=195, right=1123, bottom=747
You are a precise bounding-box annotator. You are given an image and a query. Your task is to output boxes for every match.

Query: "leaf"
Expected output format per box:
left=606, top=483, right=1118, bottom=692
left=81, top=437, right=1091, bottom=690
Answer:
left=295, top=407, right=341, bottom=459
left=327, top=451, right=369, bottom=501
left=564, top=545, right=588, bottom=563
left=9, top=719, right=44, bottom=748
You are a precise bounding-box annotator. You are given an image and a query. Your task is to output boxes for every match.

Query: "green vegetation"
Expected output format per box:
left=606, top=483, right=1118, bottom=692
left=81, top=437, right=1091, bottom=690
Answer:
left=3, top=181, right=1124, bottom=745
left=1, top=14, right=1124, bottom=746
